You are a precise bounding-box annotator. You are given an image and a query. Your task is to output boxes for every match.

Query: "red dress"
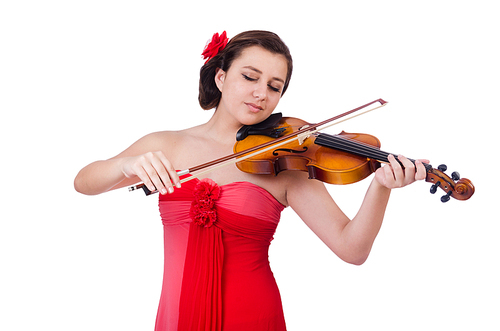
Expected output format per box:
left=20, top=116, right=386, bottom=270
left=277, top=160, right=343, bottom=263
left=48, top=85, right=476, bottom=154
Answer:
left=155, top=176, right=287, bottom=331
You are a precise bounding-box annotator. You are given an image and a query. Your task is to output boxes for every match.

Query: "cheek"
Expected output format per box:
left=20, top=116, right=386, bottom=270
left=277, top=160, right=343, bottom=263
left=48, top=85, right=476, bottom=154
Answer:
left=225, top=80, right=248, bottom=99
left=268, top=94, right=281, bottom=108
left=220, top=84, right=240, bottom=105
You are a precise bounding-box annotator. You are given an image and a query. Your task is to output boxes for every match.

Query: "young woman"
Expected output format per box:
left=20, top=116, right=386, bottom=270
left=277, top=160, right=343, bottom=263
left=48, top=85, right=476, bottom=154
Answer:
left=74, top=30, right=427, bottom=331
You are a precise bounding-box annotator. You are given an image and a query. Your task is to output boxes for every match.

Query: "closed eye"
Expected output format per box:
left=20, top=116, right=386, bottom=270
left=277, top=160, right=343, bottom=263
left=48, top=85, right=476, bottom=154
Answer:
left=268, top=85, right=281, bottom=93
left=243, top=74, right=281, bottom=93
left=242, top=74, right=256, bottom=82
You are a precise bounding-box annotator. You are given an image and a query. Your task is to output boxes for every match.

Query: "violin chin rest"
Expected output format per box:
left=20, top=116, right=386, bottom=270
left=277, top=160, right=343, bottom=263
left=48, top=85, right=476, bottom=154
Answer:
left=236, top=113, right=283, bottom=141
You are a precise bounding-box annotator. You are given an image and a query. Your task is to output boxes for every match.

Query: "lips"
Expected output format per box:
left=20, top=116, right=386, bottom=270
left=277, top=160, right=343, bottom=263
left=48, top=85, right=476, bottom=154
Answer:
left=245, top=103, right=263, bottom=113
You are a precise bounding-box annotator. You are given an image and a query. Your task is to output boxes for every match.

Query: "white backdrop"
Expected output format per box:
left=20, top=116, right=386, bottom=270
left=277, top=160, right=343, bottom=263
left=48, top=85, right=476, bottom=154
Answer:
left=1, top=1, right=498, bottom=330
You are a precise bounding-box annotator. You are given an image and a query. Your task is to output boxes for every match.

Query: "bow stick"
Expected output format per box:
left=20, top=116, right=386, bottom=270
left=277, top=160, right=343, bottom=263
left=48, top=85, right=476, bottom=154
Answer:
left=129, top=98, right=388, bottom=195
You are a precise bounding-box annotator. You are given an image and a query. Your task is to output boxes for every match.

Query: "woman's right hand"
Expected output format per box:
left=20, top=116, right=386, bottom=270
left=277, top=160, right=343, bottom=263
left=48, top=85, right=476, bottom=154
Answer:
left=121, top=151, right=181, bottom=195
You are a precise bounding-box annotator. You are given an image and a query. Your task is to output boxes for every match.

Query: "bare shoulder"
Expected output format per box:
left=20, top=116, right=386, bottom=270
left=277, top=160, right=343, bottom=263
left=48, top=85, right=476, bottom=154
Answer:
left=109, top=130, right=185, bottom=160
left=252, top=169, right=323, bottom=207
left=139, top=130, right=184, bottom=152
left=280, top=170, right=334, bottom=207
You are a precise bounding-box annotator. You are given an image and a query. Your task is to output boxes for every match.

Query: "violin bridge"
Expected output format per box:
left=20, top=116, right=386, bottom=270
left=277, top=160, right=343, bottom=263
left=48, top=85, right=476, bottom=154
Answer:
left=297, top=125, right=316, bottom=145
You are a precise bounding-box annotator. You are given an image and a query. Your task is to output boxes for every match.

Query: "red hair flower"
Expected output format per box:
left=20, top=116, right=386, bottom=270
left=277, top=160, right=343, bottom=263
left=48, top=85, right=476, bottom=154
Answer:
left=190, top=178, right=221, bottom=227
left=201, top=31, right=228, bottom=64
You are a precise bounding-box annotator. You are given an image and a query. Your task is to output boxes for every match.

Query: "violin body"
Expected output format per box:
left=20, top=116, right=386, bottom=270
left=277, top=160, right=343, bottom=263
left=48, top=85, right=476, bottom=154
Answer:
left=234, top=117, right=382, bottom=185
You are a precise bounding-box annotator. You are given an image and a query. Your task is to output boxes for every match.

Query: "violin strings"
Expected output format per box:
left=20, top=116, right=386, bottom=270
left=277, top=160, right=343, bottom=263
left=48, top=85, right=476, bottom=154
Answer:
left=315, top=133, right=432, bottom=171
left=315, top=133, right=391, bottom=161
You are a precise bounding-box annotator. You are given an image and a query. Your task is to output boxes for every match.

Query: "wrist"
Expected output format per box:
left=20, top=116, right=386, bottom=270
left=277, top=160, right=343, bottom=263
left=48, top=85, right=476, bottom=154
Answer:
left=371, top=176, right=392, bottom=197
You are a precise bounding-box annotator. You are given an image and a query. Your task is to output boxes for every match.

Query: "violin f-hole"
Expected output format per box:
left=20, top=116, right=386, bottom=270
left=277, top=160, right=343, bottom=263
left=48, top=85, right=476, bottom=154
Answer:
left=272, top=147, right=308, bottom=156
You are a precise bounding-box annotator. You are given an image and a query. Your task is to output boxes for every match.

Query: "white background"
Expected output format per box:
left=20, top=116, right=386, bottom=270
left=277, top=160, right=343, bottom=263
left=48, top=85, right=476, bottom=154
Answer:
left=1, top=1, right=498, bottom=330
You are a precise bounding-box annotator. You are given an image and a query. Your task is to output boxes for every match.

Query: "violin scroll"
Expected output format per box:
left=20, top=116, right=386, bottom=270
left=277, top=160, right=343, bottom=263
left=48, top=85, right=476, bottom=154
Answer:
left=426, top=164, right=475, bottom=202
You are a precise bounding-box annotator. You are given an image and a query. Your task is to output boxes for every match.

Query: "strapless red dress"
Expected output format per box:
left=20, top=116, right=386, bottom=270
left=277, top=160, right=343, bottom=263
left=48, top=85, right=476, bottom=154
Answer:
left=154, top=176, right=287, bottom=331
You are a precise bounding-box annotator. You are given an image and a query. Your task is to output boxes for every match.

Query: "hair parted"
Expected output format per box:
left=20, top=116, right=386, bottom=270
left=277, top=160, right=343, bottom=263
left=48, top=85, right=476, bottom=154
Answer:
left=198, top=30, right=293, bottom=110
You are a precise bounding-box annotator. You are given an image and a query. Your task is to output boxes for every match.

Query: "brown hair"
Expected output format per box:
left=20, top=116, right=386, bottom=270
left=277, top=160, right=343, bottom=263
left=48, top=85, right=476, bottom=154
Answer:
left=198, top=30, right=293, bottom=110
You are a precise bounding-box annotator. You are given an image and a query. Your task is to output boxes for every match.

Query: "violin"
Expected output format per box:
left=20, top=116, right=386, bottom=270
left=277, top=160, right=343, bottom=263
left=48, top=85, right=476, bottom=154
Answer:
left=234, top=114, right=474, bottom=202
left=130, top=99, right=475, bottom=202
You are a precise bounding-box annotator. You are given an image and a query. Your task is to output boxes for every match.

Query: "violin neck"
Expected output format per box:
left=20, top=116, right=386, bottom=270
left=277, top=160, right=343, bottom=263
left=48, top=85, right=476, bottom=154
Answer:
left=314, top=133, right=432, bottom=171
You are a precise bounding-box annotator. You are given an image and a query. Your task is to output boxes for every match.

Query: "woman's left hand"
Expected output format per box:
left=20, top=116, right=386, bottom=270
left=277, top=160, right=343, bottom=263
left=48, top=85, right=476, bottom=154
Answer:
left=374, top=154, right=428, bottom=189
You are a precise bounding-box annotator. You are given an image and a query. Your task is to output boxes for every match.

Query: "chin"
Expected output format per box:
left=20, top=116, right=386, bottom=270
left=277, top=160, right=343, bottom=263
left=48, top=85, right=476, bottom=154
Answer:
left=239, top=112, right=270, bottom=126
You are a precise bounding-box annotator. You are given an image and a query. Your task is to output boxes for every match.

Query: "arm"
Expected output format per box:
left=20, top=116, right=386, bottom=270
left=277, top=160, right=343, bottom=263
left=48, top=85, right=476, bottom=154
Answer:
left=74, top=132, right=181, bottom=195
left=286, top=154, right=426, bottom=265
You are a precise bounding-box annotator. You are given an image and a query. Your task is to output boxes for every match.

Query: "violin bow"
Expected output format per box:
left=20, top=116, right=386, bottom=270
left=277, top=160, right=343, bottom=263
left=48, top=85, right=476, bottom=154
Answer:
left=129, top=98, right=388, bottom=195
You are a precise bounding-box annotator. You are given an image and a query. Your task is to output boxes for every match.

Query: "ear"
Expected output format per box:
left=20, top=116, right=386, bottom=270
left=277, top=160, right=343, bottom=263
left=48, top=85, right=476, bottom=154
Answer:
left=214, top=68, right=226, bottom=92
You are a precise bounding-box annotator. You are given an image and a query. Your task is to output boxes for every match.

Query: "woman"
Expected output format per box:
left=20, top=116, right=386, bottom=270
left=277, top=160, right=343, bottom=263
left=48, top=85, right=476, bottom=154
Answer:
left=74, top=30, right=427, bottom=331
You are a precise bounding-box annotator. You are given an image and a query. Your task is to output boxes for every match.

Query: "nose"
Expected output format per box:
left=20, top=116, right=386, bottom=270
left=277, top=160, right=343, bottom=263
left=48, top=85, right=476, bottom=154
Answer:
left=253, top=83, right=267, bottom=101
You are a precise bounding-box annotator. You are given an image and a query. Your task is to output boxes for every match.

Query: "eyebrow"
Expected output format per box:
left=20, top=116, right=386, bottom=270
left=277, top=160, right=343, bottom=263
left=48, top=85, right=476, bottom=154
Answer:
left=243, top=66, right=285, bottom=84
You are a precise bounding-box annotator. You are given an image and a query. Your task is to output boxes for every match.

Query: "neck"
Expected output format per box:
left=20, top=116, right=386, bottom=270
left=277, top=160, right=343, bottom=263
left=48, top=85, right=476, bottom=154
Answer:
left=201, top=107, right=243, bottom=146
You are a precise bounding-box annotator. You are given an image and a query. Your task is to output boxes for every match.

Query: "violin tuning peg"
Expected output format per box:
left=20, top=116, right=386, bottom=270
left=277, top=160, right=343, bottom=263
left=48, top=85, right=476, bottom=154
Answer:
left=438, top=164, right=448, bottom=172
left=451, top=171, right=460, bottom=181
left=441, top=191, right=453, bottom=203
left=430, top=181, right=441, bottom=194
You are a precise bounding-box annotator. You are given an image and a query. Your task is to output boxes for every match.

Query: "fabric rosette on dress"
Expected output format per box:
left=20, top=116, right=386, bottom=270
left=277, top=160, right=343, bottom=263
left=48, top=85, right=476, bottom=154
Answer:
left=189, top=179, right=220, bottom=228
